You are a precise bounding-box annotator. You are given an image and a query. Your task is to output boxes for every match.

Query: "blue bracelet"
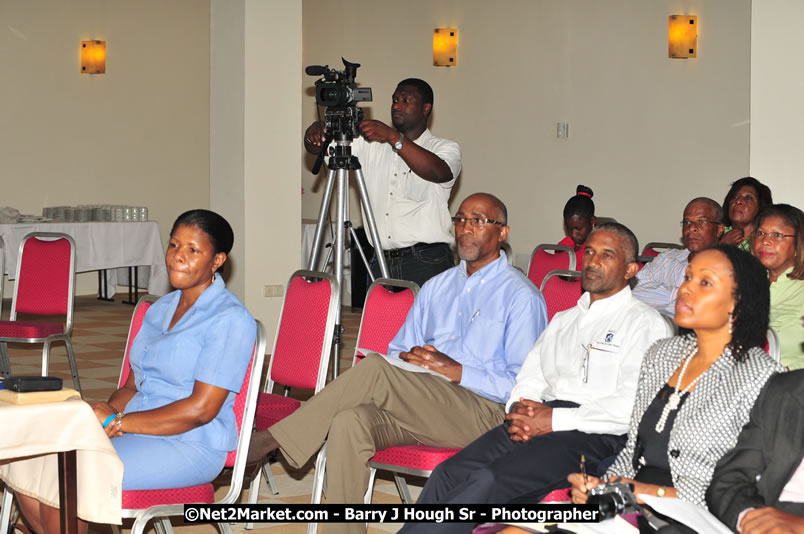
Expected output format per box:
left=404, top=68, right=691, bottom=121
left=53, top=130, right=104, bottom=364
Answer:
left=102, top=413, right=117, bottom=429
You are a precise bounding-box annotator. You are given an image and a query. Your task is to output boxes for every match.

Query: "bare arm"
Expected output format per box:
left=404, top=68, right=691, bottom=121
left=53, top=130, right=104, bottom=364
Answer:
left=359, top=120, right=454, bottom=183
left=92, top=379, right=230, bottom=437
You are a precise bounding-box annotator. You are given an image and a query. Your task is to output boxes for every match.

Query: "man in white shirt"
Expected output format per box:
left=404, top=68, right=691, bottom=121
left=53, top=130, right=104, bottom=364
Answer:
left=400, top=223, right=671, bottom=534
left=304, top=78, right=461, bottom=287
left=632, top=197, right=724, bottom=315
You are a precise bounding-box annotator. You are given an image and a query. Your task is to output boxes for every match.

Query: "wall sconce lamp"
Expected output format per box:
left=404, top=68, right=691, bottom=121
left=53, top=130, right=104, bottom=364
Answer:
left=81, top=40, right=106, bottom=74
left=433, top=28, right=457, bottom=67
left=668, top=16, right=697, bottom=58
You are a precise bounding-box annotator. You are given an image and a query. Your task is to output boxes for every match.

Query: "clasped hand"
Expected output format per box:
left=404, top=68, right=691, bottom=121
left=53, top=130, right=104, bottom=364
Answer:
left=90, top=401, right=123, bottom=438
left=505, top=399, right=552, bottom=441
left=399, top=345, right=462, bottom=382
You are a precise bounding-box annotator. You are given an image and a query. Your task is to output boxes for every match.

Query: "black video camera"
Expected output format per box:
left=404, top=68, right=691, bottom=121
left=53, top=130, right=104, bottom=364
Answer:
left=306, top=58, right=372, bottom=140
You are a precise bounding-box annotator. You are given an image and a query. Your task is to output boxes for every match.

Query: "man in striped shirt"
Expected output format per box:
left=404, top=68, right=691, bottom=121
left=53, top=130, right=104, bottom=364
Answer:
left=632, top=197, right=724, bottom=316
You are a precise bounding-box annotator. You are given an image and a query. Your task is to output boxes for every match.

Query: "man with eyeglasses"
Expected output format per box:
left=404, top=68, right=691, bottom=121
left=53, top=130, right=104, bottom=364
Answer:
left=398, top=224, right=671, bottom=533
left=632, top=197, right=724, bottom=316
left=304, top=78, right=461, bottom=287
left=246, top=193, right=547, bottom=533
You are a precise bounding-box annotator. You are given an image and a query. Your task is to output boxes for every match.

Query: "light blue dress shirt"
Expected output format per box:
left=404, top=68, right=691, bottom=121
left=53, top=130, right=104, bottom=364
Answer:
left=388, top=252, right=547, bottom=404
left=124, top=276, right=257, bottom=453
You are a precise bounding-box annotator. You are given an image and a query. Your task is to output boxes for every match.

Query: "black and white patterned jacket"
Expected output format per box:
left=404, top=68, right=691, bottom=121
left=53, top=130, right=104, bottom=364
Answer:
left=606, top=334, right=783, bottom=507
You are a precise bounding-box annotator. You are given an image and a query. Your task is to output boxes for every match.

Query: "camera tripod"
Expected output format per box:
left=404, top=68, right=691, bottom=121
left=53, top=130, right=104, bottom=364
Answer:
left=307, top=136, right=389, bottom=378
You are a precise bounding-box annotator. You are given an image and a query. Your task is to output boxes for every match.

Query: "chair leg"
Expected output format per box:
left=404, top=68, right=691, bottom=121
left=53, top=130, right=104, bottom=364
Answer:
left=364, top=467, right=377, bottom=504
left=307, top=443, right=328, bottom=534
left=42, top=340, right=50, bottom=377
left=64, top=338, right=82, bottom=396
left=0, top=488, right=14, bottom=534
left=218, top=521, right=233, bottom=534
left=0, top=342, right=10, bottom=378
left=264, top=461, right=279, bottom=495
left=155, top=517, right=173, bottom=534
left=393, top=474, right=413, bottom=504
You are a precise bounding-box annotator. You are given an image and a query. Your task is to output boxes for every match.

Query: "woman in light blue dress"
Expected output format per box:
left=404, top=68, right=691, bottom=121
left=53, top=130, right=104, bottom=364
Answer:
left=15, top=209, right=256, bottom=533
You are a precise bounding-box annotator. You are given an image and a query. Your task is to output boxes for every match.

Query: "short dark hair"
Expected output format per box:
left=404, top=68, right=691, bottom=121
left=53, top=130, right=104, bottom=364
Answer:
left=590, top=222, right=639, bottom=264
left=397, top=78, right=434, bottom=106
left=755, top=204, right=804, bottom=280
left=710, top=244, right=770, bottom=361
left=563, top=185, right=595, bottom=220
left=722, top=177, right=773, bottom=226
left=685, top=197, right=723, bottom=223
left=171, top=209, right=235, bottom=257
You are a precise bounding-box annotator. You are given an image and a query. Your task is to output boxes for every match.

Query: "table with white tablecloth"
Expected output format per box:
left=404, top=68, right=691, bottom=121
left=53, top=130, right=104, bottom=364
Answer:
left=0, top=397, right=124, bottom=527
left=0, top=221, right=170, bottom=298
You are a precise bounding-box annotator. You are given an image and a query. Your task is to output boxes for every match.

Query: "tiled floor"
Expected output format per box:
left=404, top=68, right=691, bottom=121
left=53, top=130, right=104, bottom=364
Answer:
left=2, top=295, right=422, bottom=534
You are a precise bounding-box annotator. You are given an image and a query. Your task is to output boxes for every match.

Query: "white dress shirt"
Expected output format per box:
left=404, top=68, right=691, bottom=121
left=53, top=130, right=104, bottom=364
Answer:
left=350, top=129, right=462, bottom=249
left=507, top=285, right=672, bottom=435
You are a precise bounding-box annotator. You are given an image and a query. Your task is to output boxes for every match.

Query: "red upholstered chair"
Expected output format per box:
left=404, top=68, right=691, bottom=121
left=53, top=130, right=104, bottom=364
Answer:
left=307, top=278, right=420, bottom=514
left=540, top=269, right=583, bottom=321
left=245, top=270, right=338, bottom=513
left=527, top=244, right=577, bottom=289
left=640, top=242, right=684, bottom=257
left=541, top=488, right=572, bottom=503
left=118, top=296, right=268, bottom=534
left=0, top=232, right=80, bottom=393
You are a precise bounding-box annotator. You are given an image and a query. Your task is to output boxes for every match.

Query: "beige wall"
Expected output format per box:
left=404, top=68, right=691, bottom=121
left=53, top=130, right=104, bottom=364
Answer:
left=1, top=0, right=210, bottom=294
left=750, top=0, right=804, bottom=208
left=301, top=0, right=752, bottom=265
left=241, top=0, right=303, bottom=331
left=210, top=0, right=246, bottom=299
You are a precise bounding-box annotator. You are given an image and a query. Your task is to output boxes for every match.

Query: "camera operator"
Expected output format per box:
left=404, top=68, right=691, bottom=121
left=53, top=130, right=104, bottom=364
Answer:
left=304, top=78, right=461, bottom=287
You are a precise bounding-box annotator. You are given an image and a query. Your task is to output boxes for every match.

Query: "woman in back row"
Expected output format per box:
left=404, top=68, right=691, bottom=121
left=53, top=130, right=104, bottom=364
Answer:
left=752, top=204, right=804, bottom=369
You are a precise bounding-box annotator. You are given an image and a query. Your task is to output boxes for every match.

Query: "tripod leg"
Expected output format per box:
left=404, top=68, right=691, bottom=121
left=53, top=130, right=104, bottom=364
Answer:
left=329, top=169, right=350, bottom=378
left=308, top=168, right=337, bottom=271
left=352, top=168, right=390, bottom=278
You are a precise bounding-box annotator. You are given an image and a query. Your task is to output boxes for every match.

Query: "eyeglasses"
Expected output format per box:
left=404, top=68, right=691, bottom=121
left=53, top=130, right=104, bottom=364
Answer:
left=451, top=216, right=505, bottom=227
left=680, top=219, right=720, bottom=230
left=756, top=230, right=796, bottom=242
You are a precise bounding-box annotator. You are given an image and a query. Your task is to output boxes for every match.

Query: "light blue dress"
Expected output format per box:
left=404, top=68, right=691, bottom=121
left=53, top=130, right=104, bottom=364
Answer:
left=114, top=276, right=256, bottom=490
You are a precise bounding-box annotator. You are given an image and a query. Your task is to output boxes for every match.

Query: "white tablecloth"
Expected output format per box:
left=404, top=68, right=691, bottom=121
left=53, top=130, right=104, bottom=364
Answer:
left=0, top=221, right=170, bottom=297
left=0, top=398, right=123, bottom=524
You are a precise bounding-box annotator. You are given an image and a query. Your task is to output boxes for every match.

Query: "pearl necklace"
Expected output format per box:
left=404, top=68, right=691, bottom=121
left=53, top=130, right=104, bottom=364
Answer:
left=655, top=346, right=701, bottom=433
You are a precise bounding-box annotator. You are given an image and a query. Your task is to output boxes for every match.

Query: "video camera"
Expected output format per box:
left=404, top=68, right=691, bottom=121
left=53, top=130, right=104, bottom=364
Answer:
left=305, top=58, right=372, bottom=141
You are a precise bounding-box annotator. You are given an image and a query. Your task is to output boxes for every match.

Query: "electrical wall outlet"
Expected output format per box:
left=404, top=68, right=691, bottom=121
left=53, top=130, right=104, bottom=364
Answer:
left=557, top=122, right=569, bottom=139
left=264, top=285, right=284, bottom=298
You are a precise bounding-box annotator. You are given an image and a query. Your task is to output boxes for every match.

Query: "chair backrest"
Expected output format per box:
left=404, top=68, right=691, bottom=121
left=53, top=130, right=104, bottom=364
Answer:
left=527, top=244, right=576, bottom=289
left=641, top=242, right=684, bottom=257
left=766, top=327, right=781, bottom=363
left=10, top=232, right=76, bottom=332
left=265, top=270, right=339, bottom=395
left=501, top=242, right=514, bottom=265
left=353, top=278, right=419, bottom=365
left=118, top=295, right=158, bottom=388
left=540, top=269, right=582, bottom=321
left=225, top=322, right=267, bottom=467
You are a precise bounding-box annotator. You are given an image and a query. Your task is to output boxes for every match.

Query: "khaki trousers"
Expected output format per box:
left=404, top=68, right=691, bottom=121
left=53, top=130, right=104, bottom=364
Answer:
left=270, top=354, right=505, bottom=534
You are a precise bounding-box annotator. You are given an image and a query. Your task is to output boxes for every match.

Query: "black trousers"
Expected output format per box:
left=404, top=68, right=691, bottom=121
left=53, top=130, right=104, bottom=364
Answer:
left=370, top=242, right=453, bottom=288
left=398, top=423, right=626, bottom=534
